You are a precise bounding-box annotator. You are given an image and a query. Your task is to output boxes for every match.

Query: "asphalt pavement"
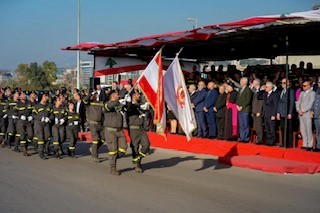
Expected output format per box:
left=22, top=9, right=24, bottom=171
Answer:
left=0, top=142, right=320, bottom=213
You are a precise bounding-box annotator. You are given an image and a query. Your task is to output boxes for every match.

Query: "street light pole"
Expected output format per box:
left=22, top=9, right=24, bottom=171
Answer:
left=187, top=17, right=198, bottom=29
left=76, top=0, right=81, bottom=89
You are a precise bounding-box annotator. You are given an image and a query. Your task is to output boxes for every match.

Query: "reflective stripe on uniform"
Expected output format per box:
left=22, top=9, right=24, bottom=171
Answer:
left=33, top=137, right=38, bottom=140
left=0, top=132, right=5, bottom=136
left=15, top=134, right=21, bottom=137
left=8, top=133, right=14, bottom=136
left=53, top=142, right=60, bottom=145
left=118, top=148, right=126, bottom=153
left=108, top=151, right=117, bottom=155
left=91, top=102, right=103, bottom=106
left=92, top=140, right=99, bottom=145
left=69, top=146, right=76, bottom=150
left=27, top=139, right=32, bottom=143
left=130, top=125, right=142, bottom=130
left=139, top=151, right=147, bottom=157
left=20, top=141, right=27, bottom=144
left=38, top=108, right=44, bottom=112
left=38, top=141, right=44, bottom=145
left=132, top=156, right=141, bottom=162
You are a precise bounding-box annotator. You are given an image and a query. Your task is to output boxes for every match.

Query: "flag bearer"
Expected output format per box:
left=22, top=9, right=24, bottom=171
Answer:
left=127, top=92, right=150, bottom=173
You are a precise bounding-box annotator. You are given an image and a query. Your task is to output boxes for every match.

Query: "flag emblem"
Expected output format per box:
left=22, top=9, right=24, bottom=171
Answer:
left=176, top=85, right=186, bottom=108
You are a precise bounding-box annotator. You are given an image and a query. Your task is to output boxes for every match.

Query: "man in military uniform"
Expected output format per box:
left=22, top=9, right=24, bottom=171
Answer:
left=52, top=95, right=67, bottom=158
left=0, top=89, right=8, bottom=147
left=33, top=92, right=53, bottom=159
left=16, top=91, right=30, bottom=156
left=84, top=92, right=104, bottom=163
left=127, top=92, right=150, bottom=173
left=65, top=101, right=80, bottom=158
left=26, top=91, right=37, bottom=151
left=6, top=90, right=20, bottom=151
left=103, top=92, right=128, bottom=175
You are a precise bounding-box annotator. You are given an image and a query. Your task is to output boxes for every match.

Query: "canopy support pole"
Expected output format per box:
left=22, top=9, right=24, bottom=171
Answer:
left=284, top=35, right=289, bottom=149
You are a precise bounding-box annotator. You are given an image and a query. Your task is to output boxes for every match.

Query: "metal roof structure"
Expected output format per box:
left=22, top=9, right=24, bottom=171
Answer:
left=63, top=9, right=320, bottom=61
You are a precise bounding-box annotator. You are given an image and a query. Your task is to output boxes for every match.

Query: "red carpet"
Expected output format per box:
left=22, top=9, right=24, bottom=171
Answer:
left=78, top=131, right=320, bottom=174
left=219, top=156, right=320, bottom=174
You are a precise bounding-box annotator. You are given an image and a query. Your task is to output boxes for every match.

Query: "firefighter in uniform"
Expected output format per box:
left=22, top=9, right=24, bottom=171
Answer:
left=84, top=92, right=104, bottom=163
left=65, top=101, right=80, bottom=158
left=33, top=92, right=53, bottom=159
left=6, top=90, right=20, bottom=151
left=16, top=91, right=30, bottom=156
left=103, top=91, right=128, bottom=175
left=52, top=95, right=67, bottom=158
left=0, top=90, right=8, bottom=147
left=127, top=92, right=150, bottom=173
left=26, top=91, right=37, bottom=151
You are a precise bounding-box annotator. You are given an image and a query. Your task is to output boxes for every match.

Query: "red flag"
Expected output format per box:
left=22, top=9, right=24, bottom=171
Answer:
left=137, top=50, right=166, bottom=135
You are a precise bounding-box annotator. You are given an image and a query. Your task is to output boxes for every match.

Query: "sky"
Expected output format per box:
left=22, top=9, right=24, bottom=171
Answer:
left=0, top=0, right=316, bottom=69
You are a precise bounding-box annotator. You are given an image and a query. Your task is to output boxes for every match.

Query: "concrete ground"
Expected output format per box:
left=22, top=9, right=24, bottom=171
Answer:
left=0, top=142, right=319, bottom=213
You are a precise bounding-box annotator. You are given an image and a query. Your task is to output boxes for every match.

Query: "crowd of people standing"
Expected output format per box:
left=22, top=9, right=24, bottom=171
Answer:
left=169, top=61, right=320, bottom=152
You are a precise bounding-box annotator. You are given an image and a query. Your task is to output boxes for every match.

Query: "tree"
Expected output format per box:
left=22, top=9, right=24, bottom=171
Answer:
left=42, top=61, right=57, bottom=85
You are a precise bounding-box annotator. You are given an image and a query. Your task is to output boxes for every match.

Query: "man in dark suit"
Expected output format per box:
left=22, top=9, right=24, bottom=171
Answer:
left=73, top=92, right=87, bottom=132
left=192, top=81, right=207, bottom=138
left=214, top=85, right=227, bottom=139
left=204, top=82, right=218, bottom=139
left=236, top=77, right=253, bottom=142
left=261, top=82, right=279, bottom=146
left=276, top=78, right=295, bottom=147
left=189, top=84, right=198, bottom=136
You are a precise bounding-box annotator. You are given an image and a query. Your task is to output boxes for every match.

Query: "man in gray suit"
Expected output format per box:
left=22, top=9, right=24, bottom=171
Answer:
left=296, top=81, right=316, bottom=150
left=250, top=78, right=264, bottom=144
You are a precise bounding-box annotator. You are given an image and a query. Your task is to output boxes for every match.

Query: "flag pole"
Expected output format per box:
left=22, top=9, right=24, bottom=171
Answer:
left=176, top=47, right=184, bottom=57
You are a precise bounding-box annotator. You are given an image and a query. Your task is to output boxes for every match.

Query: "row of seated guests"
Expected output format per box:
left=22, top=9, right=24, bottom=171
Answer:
left=175, top=76, right=320, bottom=152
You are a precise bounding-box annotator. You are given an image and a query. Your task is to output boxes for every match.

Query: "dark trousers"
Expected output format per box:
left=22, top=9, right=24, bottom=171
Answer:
left=238, top=112, right=250, bottom=142
left=129, top=128, right=150, bottom=162
left=66, top=125, right=79, bottom=149
left=104, top=129, right=127, bottom=166
left=34, top=121, right=51, bottom=154
left=280, top=117, right=293, bottom=147
left=16, top=120, right=27, bottom=147
left=0, top=119, right=7, bottom=143
left=216, top=117, right=225, bottom=139
left=252, top=114, right=263, bottom=143
left=89, top=123, right=104, bottom=157
left=195, top=111, right=207, bottom=137
left=205, top=111, right=216, bottom=137
left=315, top=118, right=320, bottom=149
left=264, top=117, right=276, bottom=145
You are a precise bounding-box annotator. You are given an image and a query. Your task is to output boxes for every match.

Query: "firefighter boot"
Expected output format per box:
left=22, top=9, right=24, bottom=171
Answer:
left=91, top=144, right=99, bottom=163
left=22, top=145, right=29, bottom=156
left=33, top=140, right=38, bottom=152
left=38, top=144, right=45, bottom=160
left=44, top=142, right=51, bottom=156
left=135, top=160, right=143, bottom=173
left=68, top=149, right=76, bottom=158
left=110, top=166, right=121, bottom=176
left=53, top=145, right=60, bottom=158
